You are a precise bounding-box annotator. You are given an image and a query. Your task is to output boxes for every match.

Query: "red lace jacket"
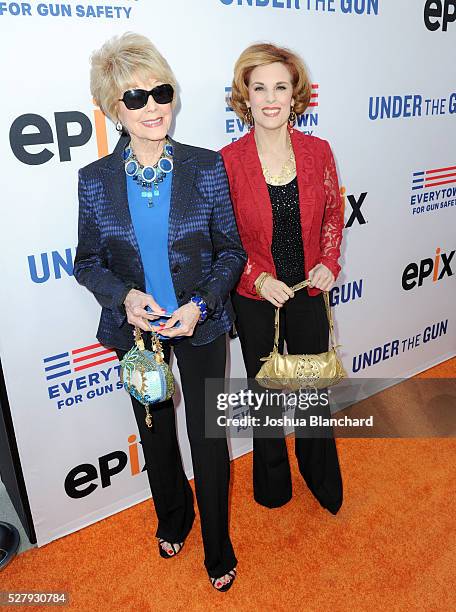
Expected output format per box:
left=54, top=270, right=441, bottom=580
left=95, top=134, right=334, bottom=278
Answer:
left=220, top=128, right=344, bottom=299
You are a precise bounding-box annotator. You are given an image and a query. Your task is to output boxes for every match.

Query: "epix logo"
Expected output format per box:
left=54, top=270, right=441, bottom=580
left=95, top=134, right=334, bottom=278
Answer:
left=402, top=247, right=454, bottom=290
left=10, top=101, right=109, bottom=164
left=65, top=434, right=146, bottom=499
left=340, top=187, right=367, bottom=227
left=424, top=0, right=456, bottom=31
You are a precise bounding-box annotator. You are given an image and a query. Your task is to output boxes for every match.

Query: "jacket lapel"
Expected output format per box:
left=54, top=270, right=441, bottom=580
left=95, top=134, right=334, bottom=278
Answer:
left=100, top=134, right=143, bottom=264
left=237, top=128, right=318, bottom=245
left=239, top=130, right=273, bottom=244
left=167, top=136, right=197, bottom=248
left=98, top=135, right=196, bottom=279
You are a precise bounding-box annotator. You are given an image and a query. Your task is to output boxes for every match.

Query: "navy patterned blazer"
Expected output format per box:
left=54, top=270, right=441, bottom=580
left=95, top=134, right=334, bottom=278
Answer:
left=74, top=134, right=247, bottom=350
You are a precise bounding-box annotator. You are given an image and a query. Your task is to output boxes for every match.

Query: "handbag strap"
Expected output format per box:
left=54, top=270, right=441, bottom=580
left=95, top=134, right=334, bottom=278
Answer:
left=134, top=326, right=146, bottom=351
left=133, top=326, right=164, bottom=362
left=272, top=279, right=337, bottom=352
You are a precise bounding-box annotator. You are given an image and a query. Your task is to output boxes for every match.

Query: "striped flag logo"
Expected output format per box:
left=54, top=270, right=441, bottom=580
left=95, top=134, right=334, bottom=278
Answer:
left=308, top=83, right=319, bottom=108
left=412, top=164, right=456, bottom=190
left=44, top=343, right=118, bottom=381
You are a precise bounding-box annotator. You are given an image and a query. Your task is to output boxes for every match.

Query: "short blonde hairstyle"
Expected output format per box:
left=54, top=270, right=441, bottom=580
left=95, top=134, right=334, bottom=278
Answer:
left=229, top=43, right=311, bottom=119
left=90, top=32, right=178, bottom=122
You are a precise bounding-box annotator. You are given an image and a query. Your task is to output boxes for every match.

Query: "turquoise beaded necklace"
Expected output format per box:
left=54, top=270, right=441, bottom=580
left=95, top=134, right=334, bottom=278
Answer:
left=123, top=141, right=174, bottom=207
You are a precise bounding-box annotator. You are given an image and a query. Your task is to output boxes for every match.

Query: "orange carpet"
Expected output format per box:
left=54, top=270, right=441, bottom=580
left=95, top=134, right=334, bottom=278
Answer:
left=2, top=359, right=455, bottom=612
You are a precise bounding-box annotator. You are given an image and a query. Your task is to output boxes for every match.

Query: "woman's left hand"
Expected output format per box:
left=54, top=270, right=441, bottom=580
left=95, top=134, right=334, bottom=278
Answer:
left=151, top=302, right=200, bottom=338
left=308, top=263, right=335, bottom=291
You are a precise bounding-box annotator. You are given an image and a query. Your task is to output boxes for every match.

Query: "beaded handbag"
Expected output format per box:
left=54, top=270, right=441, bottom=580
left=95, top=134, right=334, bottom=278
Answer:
left=120, top=327, right=175, bottom=428
left=255, top=280, right=347, bottom=391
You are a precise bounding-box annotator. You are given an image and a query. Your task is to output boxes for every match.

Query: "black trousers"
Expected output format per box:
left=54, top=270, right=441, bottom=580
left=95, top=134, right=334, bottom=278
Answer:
left=115, top=333, right=237, bottom=578
left=232, top=290, right=343, bottom=514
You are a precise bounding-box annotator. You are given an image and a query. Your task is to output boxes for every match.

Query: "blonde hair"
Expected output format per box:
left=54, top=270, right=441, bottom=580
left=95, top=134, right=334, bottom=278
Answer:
left=229, top=43, right=311, bottom=119
left=90, top=32, right=178, bottom=122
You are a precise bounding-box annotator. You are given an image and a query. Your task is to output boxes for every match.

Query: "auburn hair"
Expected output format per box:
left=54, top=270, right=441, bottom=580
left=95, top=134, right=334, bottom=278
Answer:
left=229, top=43, right=312, bottom=119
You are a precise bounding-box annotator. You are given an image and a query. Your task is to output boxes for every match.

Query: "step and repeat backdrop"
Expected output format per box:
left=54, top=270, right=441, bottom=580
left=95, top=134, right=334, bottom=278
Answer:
left=0, top=0, right=455, bottom=546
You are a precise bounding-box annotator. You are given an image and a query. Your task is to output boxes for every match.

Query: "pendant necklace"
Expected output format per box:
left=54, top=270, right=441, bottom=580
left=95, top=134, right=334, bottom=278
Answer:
left=123, top=140, right=174, bottom=207
left=261, top=137, right=296, bottom=186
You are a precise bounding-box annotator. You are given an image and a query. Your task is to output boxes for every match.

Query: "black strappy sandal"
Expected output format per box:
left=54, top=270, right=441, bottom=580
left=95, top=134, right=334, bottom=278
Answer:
left=210, top=567, right=237, bottom=592
left=157, top=538, right=184, bottom=559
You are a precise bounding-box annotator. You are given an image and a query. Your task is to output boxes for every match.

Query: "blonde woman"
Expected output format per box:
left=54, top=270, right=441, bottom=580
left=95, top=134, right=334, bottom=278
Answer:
left=221, top=43, right=344, bottom=514
left=74, top=33, right=245, bottom=591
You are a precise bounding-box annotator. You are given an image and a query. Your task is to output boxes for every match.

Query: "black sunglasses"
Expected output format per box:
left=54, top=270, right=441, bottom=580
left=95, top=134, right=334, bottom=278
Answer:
left=119, top=83, right=174, bottom=110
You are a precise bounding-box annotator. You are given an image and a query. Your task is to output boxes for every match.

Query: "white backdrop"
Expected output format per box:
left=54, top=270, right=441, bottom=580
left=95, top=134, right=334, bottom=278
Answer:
left=0, top=0, right=455, bottom=546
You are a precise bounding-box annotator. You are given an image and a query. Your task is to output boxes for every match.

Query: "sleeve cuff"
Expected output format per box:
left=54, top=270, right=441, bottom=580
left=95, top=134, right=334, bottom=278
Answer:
left=112, top=282, right=140, bottom=328
left=118, top=282, right=139, bottom=307
left=190, top=288, right=221, bottom=320
left=319, top=257, right=341, bottom=281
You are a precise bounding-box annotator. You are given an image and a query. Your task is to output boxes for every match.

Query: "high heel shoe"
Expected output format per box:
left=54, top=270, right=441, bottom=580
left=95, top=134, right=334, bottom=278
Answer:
left=157, top=538, right=184, bottom=559
left=210, top=567, right=237, bottom=592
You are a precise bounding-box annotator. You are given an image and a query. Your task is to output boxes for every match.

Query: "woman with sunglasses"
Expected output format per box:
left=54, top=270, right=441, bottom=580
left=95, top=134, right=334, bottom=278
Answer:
left=221, top=44, right=344, bottom=514
left=74, top=32, right=245, bottom=592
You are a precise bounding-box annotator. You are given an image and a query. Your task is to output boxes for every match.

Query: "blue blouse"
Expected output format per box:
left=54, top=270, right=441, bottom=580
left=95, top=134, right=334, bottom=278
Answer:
left=126, top=171, right=179, bottom=338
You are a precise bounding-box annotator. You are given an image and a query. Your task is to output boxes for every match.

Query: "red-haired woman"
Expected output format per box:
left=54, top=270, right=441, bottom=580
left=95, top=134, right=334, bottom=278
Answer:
left=221, top=43, right=344, bottom=514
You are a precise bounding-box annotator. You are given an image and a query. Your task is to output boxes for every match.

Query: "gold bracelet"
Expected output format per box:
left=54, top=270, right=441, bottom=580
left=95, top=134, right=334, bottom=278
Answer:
left=258, top=274, right=269, bottom=295
left=255, top=272, right=270, bottom=297
left=254, top=272, right=267, bottom=295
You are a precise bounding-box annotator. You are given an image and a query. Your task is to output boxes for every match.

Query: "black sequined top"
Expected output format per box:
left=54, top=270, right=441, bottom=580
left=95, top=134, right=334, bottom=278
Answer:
left=267, top=176, right=305, bottom=287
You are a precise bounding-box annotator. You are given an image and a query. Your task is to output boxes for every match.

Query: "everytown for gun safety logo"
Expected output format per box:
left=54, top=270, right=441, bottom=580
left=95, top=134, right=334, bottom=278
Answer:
left=44, top=342, right=122, bottom=410
left=410, top=163, right=456, bottom=215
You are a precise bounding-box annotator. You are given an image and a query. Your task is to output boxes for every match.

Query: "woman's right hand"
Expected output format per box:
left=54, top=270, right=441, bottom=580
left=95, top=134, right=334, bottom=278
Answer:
left=123, top=289, right=165, bottom=332
left=259, top=276, right=294, bottom=307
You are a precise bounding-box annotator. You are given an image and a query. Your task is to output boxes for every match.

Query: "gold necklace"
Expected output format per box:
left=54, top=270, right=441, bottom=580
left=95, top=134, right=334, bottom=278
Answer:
left=261, top=138, right=296, bottom=186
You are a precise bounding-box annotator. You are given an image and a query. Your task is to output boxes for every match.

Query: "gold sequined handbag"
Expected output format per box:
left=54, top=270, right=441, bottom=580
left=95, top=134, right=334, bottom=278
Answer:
left=255, top=280, right=347, bottom=391
left=120, top=327, right=175, bottom=428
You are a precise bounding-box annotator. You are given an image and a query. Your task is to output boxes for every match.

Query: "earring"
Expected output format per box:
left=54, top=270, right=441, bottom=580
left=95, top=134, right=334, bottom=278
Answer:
left=244, top=108, right=254, bottom=131
left=116, top=121, right=123, bottom=133
left=288, top=106, right=297, bottom=133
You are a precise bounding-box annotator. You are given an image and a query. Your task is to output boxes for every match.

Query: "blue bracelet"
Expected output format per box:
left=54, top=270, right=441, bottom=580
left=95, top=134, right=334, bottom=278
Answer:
left=190, top=296, right=208, bottom=322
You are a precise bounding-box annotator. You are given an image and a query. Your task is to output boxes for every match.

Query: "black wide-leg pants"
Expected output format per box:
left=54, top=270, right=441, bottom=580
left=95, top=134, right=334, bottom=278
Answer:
left=232, top=290, right=343, bottom=514
left=115, top=333, right=237, bottom=578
